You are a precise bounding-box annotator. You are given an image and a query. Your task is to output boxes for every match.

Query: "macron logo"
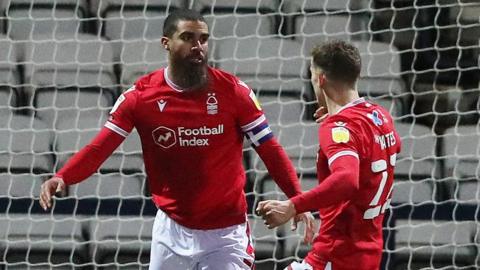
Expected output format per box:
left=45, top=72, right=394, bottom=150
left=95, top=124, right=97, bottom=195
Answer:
left=157, top=100, right=167, bottom=112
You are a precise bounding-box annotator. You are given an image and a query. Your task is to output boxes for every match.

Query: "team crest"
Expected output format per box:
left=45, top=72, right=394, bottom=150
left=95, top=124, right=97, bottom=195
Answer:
left=332, top=126, right=350, bottom=143
left=206, top=93, right=218, bottom=115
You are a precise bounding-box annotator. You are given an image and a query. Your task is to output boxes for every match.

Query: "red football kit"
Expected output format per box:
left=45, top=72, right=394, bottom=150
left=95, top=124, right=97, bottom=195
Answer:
left=291, top=98, right=401, bottom=270
left=56, top=66, right=302, bottom=230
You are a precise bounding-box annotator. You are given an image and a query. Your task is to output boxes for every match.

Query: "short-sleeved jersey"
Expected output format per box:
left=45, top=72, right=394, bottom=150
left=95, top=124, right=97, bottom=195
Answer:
left=306, top=98, right=401, bottom=269
left=106, top=66, right=273, bottom=230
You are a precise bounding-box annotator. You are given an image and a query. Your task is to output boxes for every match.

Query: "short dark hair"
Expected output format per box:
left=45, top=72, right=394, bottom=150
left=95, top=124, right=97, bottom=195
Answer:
left=311, top=40, right=361, bottom=86
left=163, top=9, right=207, bottom=38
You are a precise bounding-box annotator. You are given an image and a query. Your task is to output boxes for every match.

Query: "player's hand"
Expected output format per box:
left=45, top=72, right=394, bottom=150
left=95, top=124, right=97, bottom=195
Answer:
left=313, top=106, right=328, bottom=123
left=39, top=176, right=65, bottom=211
left=256, top=200, right=296, bottom=229
left=292, top=212, right=315, bottom=244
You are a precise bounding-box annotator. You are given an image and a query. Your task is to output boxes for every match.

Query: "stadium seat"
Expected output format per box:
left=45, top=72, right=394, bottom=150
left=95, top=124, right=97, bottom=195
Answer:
left=394, top=122, right=440, bottom=183
left=392, top=220, right=477, bottom=269
left=0, top=35, right=21, bottom=109
left=87, top=215, right=154, bottom=269
left=0, top=114, right=54, bottom=174
left=215, top=37, right=310, bottom=99
left=250, top=122, right=318, bottom=187
left=34, top=88, right=113, bottom=130
left=118, top=39, right=168, bottom=88
left=248, top=216, right=283, bottom=269
left=22, top=33, right=117, bottom=108
left=53, top=115, right=105, bottom=170
left=0, top=173, right=43, bottom=198
left=194, top=0, right=280, bottom=39
left=354, top=40, right=406, bottom=116
left=0, top=214, right=89, bottom=268
left=442, top=125, right=480, bottom=201
left=259, top=175, right=319, bottom=261
left=93, top=0, right=182, bottom=41
left=68, top=173, right=145, bottom=199
left=101, top=129, right=144, bottom=174
left=2, top=0, right=89, bottom=41
left=282, top=0, right=369, bottom=55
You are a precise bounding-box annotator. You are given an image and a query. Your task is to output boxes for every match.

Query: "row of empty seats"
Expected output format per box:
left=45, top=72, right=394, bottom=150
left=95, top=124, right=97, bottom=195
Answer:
left=1, top=111, right=479, bottom=202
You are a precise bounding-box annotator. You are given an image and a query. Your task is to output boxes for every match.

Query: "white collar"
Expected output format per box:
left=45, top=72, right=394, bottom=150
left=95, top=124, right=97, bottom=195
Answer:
left=335, top=97, right=365, bottom=115
left=164, top=67, right=186, bottom=93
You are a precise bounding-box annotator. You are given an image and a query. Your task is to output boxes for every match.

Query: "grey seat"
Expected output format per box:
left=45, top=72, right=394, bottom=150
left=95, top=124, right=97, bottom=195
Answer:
left=23, top=33, right=117, bottom=107
left=93, top=0, right=182, bottom=41
left=0, top=214, right=88, bottom=269
left=283, top=0, right=369, bottom=56
left=0, top=35, right=21, bottom=114
left=443, top=125, right=480, bottom=201
left=102, top=129, right=144, bottom=174
left=3, top=0, right=89, bottom=41
left=87, top=215, right=154, bottom=269
left=54, top=115, right=106, bottom=170
left=0, top=114, right=53, bottom=173
left=194, top=0, right=280, bottom=40
left=354, top=41, right=406, bottom=116
left=118, top=39, right=168, bottom=88
left=0, top=173, right=44, bottom=198
left=250, top=122, right=318, bottom=185
left=215, top=37, right=310, bottom=100
left=394, top=122, right=439, bottom=182
left=34, top=88, right=112, bottom=130
left=392, top=220, right=477, bottom=269
left=259, top=175, right=319, bottom=260
left=68, top=173, right=145, bottom=199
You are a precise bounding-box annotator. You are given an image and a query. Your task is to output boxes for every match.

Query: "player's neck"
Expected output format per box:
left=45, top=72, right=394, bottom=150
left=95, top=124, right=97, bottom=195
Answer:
left=167, top=65, right=208, bottom=90
left=326, top=88, right=360, bottom=115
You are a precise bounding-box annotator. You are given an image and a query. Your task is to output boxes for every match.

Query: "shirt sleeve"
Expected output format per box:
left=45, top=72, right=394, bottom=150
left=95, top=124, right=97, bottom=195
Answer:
left=104, top=86, right=137, bottom=138
left=234, top=80, right=273, bottom=147
left=319, top=118, right=361, bottom=169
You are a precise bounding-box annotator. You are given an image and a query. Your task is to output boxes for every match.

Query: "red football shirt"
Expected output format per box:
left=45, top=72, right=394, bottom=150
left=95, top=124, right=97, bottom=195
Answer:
left=295, top=98, right=401, bottom=269
left=106, top=67, right=275, bottom=229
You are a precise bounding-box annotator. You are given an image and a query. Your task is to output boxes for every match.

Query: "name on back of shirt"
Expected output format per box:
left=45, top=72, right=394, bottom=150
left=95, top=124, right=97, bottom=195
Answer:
left=375, top=131, right=396, bottom=150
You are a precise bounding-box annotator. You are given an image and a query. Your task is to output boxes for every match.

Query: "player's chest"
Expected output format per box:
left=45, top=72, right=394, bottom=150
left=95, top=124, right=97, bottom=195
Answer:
left=135, top=89, right=237, bottom=149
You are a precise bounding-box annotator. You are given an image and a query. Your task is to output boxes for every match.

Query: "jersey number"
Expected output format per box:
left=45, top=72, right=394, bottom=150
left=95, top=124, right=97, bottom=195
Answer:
left=363, top=154, right=396, bottom=219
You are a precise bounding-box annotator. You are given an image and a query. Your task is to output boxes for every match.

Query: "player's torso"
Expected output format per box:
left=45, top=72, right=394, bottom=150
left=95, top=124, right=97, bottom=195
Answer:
left=317, top=101, right=400, bottom=242
left=134, top=83, right=241, bottom=155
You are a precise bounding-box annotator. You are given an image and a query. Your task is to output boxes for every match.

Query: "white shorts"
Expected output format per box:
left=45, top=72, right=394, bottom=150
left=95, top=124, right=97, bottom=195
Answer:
left=149, top=209, right=255, bottom=270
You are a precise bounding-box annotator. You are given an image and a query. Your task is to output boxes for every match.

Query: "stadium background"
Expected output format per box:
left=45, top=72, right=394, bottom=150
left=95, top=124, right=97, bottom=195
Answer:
left=0, top=0, right=479, bottom=269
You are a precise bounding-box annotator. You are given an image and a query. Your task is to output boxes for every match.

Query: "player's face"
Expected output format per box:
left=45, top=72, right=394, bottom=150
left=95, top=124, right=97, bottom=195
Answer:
left=310, top=61, right=327, bottom=107
left=163, top=20, right=209, bottom=67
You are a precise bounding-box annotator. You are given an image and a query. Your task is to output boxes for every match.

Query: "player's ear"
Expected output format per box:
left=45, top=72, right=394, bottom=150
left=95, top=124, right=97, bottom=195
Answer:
left=161, top=37, right=170, bottom=51
left=319, top=74, right=326, bottom=88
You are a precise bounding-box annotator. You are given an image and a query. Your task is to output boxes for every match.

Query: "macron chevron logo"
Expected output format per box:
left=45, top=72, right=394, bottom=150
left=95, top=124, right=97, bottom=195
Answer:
left=157, top=100, right=167, bottom=112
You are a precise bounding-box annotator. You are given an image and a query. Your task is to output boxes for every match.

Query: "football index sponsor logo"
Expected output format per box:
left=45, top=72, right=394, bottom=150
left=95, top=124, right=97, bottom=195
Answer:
left=152, top=124, right=224, bottom=148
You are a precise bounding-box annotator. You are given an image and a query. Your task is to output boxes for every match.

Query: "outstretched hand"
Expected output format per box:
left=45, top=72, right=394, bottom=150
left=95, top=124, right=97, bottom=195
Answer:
left=39, top=176, right=66, bottom=211
left=256, top=200, right=315, bottom=244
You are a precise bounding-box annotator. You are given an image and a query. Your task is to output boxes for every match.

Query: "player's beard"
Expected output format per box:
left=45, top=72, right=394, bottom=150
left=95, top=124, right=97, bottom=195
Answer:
left=170, top=53, right=208, bottom=90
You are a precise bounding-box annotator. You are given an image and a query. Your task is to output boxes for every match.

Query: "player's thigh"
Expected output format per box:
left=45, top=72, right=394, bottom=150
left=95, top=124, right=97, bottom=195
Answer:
left=197, top=253, right=253, bottom=270
left=149, top=241, right=192, bottom=270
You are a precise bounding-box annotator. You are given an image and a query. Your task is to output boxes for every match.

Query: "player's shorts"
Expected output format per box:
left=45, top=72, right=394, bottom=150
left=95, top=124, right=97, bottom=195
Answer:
left=149, top=209, right=255, bottom=270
